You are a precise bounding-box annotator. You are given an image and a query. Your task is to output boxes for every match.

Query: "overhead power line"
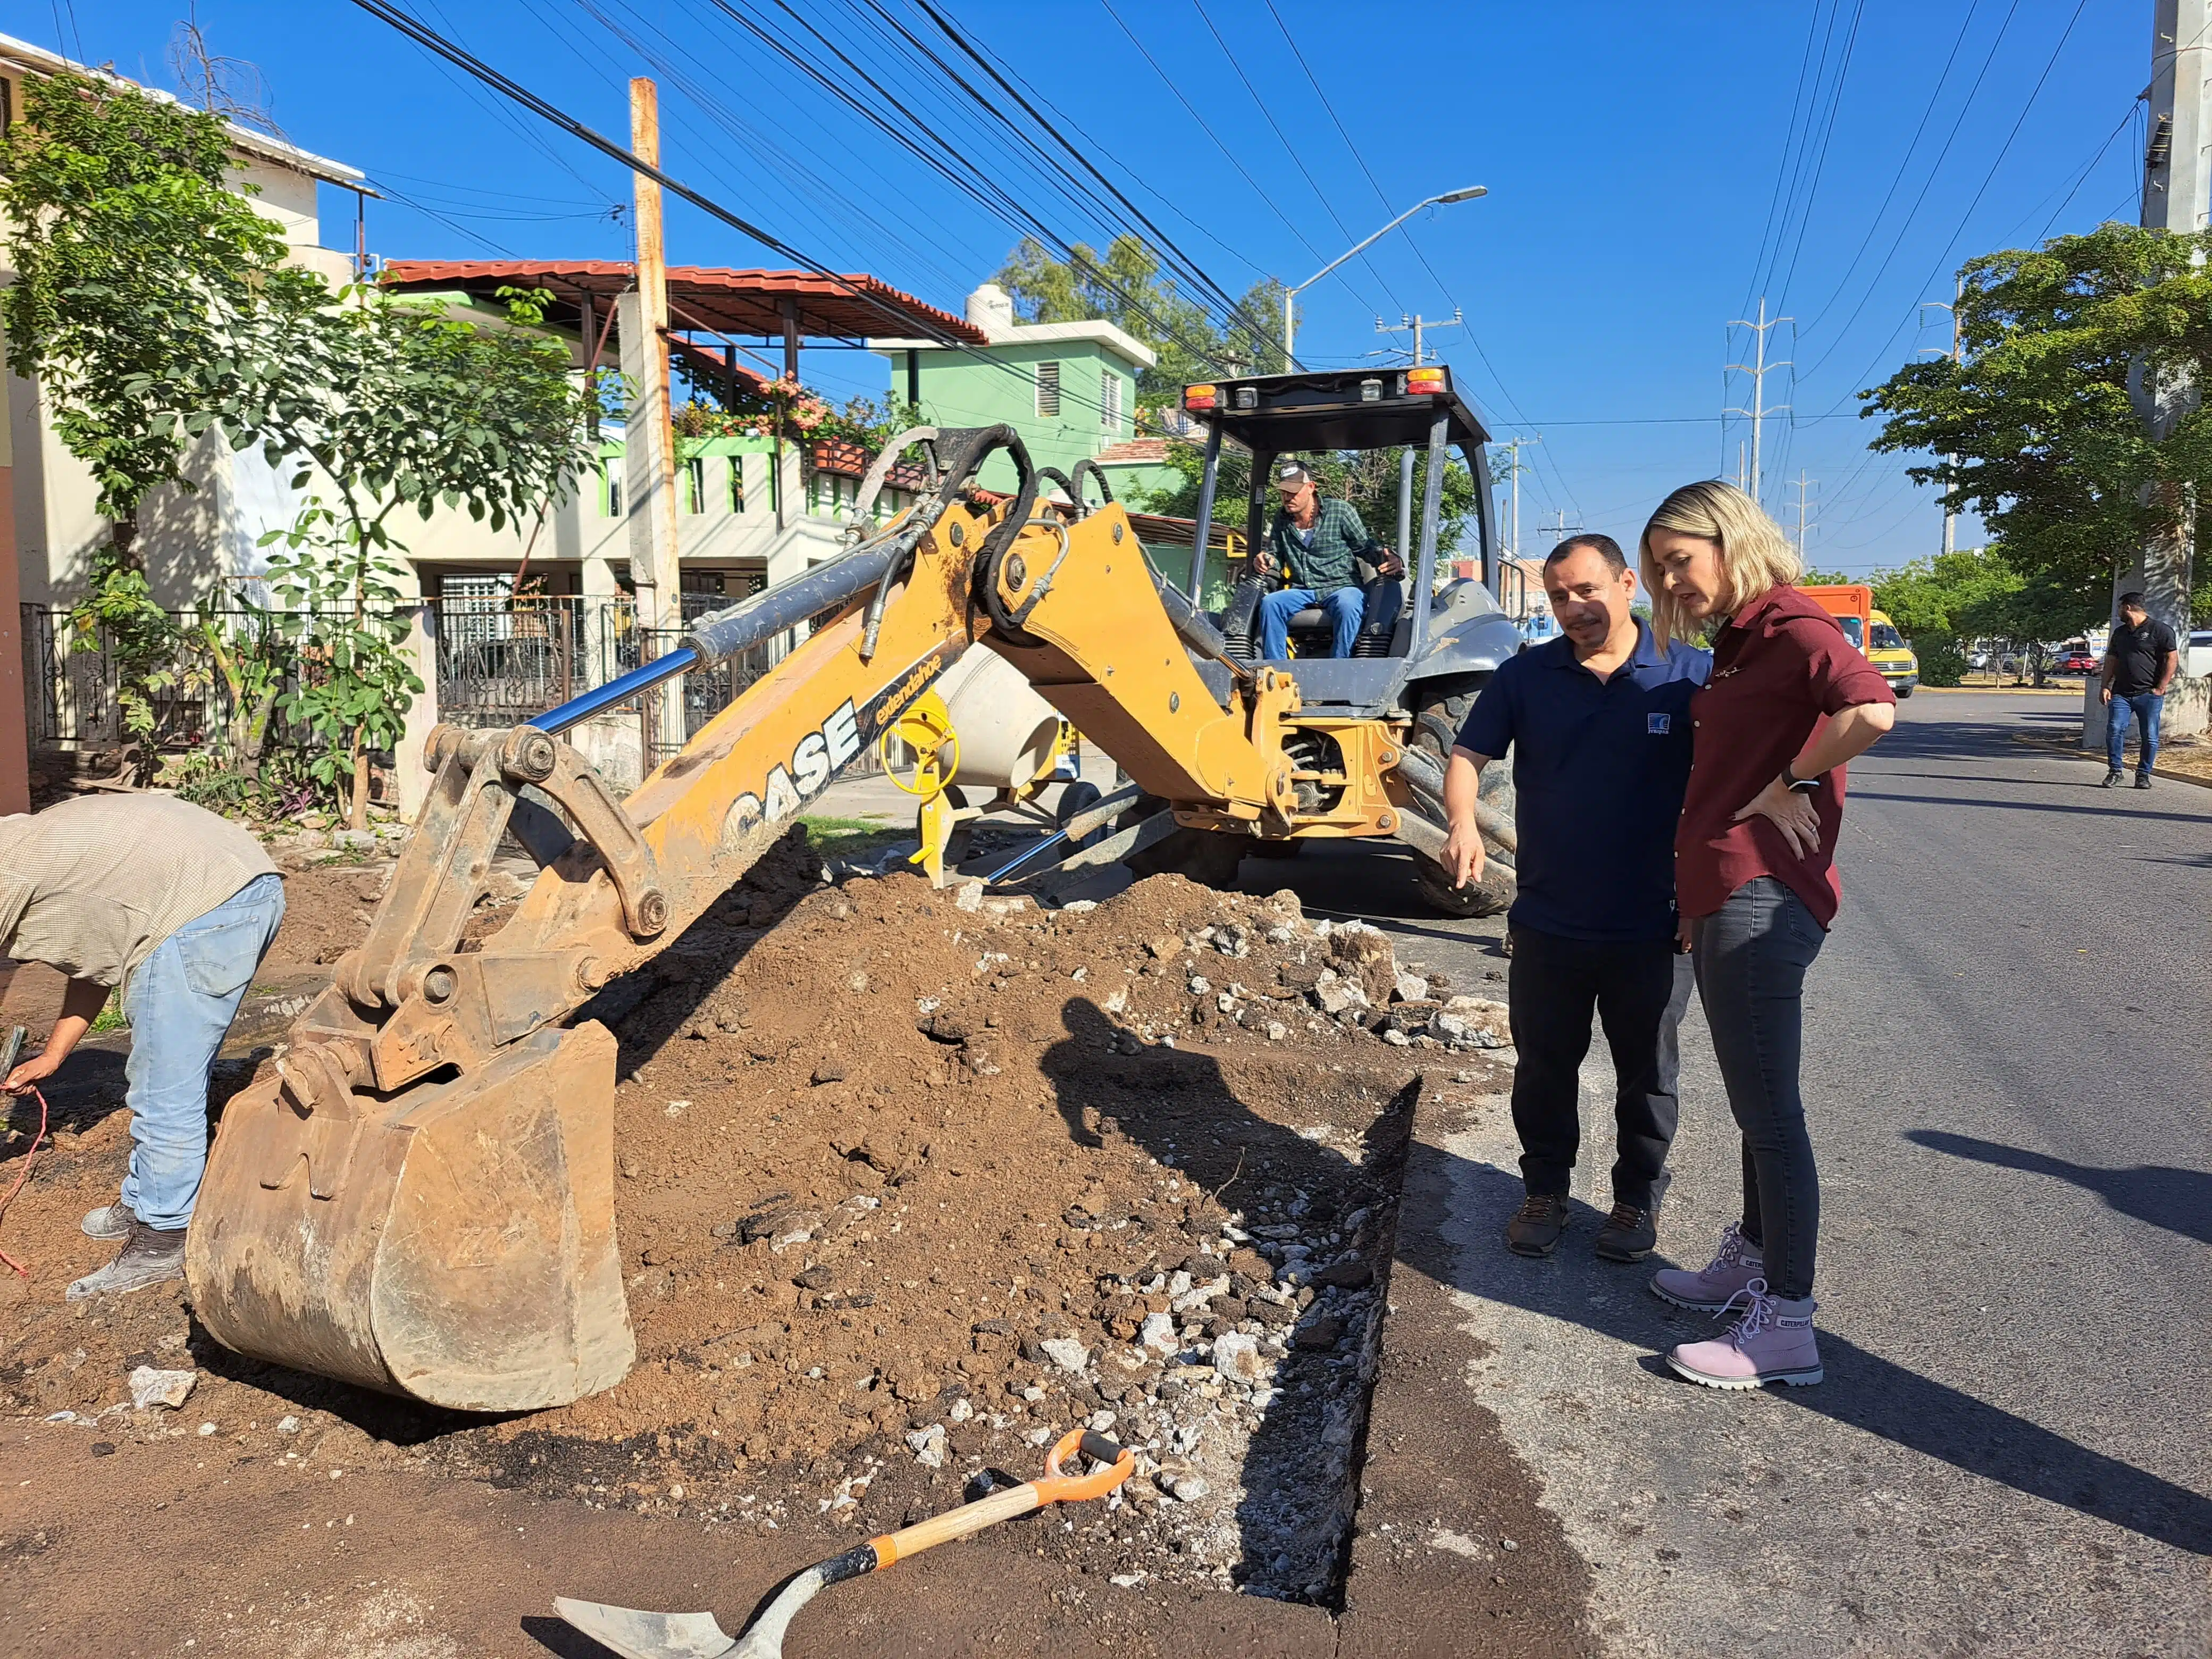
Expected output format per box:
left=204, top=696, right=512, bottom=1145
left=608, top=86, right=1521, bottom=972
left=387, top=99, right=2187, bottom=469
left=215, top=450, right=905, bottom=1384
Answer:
left=349, top=0, right=1145, bottom=425
left=906, top=0, right=1286, bottom=356
left=1793, top=0, right=2021, bottom=372
left=1813, top=0, right=2090, bottom=410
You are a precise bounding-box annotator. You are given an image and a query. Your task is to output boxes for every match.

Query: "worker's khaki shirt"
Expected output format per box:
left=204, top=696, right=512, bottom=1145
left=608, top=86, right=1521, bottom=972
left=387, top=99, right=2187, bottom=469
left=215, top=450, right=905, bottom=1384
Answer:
left=0, top=795, right=278, bottom=995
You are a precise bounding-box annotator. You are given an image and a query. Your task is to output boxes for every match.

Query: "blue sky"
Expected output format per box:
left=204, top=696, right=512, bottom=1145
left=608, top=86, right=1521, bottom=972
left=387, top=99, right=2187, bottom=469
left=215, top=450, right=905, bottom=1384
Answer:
left=46, top=1, right=2143, bottom=574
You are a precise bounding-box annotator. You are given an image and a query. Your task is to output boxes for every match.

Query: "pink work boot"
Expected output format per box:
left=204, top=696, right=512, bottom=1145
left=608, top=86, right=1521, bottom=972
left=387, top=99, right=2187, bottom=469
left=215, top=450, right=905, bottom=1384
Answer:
left=1648, top=1220, right=1763, bottom=1312
left=1666, top=1279, right=1823, bottom=1389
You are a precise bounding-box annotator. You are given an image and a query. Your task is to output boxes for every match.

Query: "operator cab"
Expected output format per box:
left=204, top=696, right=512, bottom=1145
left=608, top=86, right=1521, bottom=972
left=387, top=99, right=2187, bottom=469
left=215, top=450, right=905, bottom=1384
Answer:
left=1175, top=365, right=1504, bottom=717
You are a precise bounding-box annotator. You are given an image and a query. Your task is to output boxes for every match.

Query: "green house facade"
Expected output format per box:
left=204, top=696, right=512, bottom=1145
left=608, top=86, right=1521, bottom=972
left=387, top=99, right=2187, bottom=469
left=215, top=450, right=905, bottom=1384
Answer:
left=871, top=283, right=1175, bottom=500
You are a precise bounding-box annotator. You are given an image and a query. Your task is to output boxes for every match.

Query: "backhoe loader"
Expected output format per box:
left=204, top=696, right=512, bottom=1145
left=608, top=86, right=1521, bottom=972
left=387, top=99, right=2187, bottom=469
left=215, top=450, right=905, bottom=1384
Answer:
left=185, top=367, right=1522, bottom=1412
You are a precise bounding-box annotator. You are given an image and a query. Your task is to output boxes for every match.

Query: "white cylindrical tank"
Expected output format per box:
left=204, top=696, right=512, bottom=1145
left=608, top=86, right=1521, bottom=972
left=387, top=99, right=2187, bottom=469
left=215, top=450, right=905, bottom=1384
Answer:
left=934, top=646, right=1062, bottom=789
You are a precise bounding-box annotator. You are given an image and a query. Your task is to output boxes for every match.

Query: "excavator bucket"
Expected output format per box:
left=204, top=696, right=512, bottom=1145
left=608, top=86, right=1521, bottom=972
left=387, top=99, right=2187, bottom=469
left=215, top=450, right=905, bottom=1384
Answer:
left=185, top=1021, right=634, bottom=1412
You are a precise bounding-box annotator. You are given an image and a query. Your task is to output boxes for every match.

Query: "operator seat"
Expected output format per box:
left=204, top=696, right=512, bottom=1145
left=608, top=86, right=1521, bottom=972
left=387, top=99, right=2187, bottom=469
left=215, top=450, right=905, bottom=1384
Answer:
left=1216, top=560, right=1405, bottom=661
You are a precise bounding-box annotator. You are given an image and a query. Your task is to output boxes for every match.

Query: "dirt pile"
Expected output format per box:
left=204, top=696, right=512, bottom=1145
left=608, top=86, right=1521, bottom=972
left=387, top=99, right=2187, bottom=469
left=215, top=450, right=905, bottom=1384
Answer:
left=0, top=838, right=1511, bottom=1605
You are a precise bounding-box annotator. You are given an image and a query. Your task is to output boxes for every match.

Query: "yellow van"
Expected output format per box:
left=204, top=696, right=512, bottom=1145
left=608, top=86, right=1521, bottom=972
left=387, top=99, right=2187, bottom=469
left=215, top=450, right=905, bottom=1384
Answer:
left=1864, top=609, right=1918, bottom=698
left=1804, top=586, right=1919, bottom=697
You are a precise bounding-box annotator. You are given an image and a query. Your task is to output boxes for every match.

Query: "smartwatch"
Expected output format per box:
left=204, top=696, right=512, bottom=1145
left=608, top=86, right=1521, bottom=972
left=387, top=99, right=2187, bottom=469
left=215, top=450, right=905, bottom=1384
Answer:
left=1781, top=764, right=1820, bottom=795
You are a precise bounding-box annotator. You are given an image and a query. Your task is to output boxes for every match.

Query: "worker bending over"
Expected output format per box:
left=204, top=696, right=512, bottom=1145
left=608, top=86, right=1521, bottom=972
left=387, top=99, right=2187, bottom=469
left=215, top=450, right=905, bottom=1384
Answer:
left=1, top=795, right=285, bottom=1300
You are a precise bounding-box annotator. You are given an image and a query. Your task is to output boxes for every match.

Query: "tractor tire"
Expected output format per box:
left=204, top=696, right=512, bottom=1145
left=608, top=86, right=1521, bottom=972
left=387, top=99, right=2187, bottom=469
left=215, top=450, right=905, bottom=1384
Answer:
left=1406, top=677, right=1516, bottom=920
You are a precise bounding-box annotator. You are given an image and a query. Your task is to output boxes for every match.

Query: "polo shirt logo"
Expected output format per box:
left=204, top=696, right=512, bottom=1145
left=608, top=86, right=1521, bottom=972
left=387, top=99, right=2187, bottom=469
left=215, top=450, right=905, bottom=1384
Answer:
left=1648, top=713, right=1671, bottom=734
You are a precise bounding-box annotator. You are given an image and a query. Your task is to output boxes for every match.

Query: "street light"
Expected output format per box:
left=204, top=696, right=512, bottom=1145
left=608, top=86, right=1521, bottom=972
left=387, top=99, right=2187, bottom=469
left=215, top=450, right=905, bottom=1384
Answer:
left=1281, top=186, right=1486, bottom=369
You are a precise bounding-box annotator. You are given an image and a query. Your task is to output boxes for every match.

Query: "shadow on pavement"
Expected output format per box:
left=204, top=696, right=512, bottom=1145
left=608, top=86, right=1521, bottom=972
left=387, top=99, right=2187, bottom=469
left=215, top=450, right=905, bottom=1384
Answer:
left=1850, top=789, right=2210, bottom=825
left=1427, top=1150, right=2212, bottom=1558
left=1905, top=1129, right=2212, bottom=1248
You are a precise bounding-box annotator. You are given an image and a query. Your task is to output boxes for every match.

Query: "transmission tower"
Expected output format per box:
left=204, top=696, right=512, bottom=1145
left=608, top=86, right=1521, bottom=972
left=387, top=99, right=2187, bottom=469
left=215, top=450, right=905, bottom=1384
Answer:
left=1725, top=297, right=1792, bottom=508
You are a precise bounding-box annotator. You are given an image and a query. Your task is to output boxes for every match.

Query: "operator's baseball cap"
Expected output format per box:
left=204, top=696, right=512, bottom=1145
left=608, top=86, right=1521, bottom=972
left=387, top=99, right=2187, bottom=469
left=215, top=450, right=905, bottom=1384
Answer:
left=1273, top=458, right=1314, bottom=490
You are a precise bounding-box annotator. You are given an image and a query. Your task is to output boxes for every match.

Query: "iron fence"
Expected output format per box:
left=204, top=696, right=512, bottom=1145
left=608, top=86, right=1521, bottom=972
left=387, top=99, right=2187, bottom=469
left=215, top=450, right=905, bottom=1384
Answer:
left=431, top=590, right=878, bottom=774
left=19, top=602, right=340, bottom=754
left=432, top=593, right=589, bottom=726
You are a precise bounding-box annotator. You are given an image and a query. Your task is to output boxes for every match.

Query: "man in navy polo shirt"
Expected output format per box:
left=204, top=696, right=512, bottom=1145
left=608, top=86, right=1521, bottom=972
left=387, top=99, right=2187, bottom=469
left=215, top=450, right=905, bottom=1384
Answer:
left=1438, top=534, right=1710, bottom=1262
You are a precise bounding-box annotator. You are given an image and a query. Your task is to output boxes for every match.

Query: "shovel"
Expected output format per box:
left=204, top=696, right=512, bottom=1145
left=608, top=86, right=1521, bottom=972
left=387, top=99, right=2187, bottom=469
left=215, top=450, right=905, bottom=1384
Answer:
left=556, top=1427, right=1135, bottom=1659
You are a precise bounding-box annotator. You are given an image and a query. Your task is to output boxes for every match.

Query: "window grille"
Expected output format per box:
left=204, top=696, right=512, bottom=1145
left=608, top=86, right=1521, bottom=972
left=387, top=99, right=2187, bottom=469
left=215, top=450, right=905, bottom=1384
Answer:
left=1100, top=370, right=1121, bottom=430
left=1035, top=360, right=1061, bottom=418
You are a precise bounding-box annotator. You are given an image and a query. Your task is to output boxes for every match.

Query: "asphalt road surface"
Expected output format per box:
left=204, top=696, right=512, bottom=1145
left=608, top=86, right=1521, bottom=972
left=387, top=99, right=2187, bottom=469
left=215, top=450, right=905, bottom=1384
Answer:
left=1244, top=690, right=2212, bottom=1655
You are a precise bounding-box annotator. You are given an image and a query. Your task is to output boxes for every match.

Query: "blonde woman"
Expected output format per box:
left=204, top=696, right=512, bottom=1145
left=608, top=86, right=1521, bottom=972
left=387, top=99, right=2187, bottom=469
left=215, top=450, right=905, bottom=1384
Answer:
left=1639, top=481, right=1895, bottom=1389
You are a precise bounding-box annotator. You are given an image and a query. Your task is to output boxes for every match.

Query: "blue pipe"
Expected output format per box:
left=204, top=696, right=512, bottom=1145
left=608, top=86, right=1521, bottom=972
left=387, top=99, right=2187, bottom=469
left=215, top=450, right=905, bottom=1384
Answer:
left=528, top=646, right=699, bottom=736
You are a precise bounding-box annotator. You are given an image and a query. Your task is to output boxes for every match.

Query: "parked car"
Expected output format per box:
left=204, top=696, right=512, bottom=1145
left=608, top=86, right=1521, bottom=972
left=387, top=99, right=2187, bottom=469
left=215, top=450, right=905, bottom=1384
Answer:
left=2189, top=629, right=2212, bottom=677
left=2053, top=649, right=2099, bottom=675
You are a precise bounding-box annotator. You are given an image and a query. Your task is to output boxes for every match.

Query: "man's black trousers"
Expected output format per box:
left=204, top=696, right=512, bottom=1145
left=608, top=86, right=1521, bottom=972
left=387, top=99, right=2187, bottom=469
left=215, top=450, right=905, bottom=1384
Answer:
left=1506, top=926, right=1694, bottom=1210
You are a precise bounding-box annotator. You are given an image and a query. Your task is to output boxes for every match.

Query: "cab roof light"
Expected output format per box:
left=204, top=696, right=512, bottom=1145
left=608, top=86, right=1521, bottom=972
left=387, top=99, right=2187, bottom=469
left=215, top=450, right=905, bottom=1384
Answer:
left=1233, top=385, right=1259, bottom=409
left=1405, top=367, right=1448, bottom=394
left=1184, top=383, right=1218, bottom=410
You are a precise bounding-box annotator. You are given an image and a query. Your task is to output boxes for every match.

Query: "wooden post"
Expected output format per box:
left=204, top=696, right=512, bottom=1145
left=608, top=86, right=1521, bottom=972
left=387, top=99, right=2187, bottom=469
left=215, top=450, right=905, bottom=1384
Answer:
left=624, top=78, right=685, bottom=763
left=625, top=77, right=681, bottom=640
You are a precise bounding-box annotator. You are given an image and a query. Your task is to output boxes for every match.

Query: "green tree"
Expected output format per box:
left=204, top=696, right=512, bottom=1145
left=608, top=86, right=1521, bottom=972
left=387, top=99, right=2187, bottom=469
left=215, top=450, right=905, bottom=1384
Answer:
left=1, top=69, right=332, bottom=774
left=1, top=69, right=325, bottom=569
left=1863, top=222, right=2212, bottom=630
left=263, top=284, right=594, bottom=827
left=994, top=235, right=1287, bottom=418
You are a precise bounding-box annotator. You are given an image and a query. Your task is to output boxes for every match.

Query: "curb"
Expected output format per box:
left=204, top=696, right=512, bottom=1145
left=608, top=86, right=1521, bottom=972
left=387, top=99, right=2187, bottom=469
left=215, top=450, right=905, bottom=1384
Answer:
left=2007, top=730, right=2212, bottom=791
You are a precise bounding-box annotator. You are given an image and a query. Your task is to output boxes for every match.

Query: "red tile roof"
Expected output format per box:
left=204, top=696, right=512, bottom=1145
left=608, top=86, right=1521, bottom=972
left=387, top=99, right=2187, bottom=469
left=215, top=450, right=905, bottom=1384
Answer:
left=379, top=261, right=986, bottom=346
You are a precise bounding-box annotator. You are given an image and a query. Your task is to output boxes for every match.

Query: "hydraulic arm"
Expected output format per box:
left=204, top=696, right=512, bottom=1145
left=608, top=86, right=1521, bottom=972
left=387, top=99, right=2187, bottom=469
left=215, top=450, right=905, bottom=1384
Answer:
left=185, top=428, right=1449, bottom=1410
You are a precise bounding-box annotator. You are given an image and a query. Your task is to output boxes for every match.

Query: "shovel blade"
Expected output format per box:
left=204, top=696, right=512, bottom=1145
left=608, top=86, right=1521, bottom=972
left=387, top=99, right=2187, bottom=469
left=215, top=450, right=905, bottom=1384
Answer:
left=553, top=1598, right=737, bottom=1659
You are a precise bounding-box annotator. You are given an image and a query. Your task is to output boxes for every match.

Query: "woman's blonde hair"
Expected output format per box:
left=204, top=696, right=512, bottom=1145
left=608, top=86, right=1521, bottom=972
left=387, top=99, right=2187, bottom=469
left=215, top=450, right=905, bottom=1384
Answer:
left=1639, top=480, right=1803, bottom=643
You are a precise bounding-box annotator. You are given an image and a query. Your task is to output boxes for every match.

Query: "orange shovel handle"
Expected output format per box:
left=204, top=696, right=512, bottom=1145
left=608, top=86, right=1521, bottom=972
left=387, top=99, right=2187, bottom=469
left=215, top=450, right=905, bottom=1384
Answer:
left=866, top=1430, right=1134, bottom=1570
left=1036, top=1427, right=1136, bottom=1503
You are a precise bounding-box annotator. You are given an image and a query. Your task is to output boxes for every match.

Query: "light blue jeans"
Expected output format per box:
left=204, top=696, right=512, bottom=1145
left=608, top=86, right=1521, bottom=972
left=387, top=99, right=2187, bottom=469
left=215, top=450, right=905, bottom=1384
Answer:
left=2105, top=691, right=2163, bottom=776
left=1259, top=586, right=1363, bottom=658
left=119, top=873, right=285, bottom=1230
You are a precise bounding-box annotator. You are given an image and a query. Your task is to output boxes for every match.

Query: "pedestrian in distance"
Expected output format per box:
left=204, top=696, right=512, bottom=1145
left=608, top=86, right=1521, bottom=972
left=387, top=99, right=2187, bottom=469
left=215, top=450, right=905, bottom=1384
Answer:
left=1437, top=533, right=1708, bottom=1264
left=1, top=794, right=287, bottom=1300
left=2099, top=591, right=2179, bottom=790
left=1639, top=481, right=1895, bottom=1390
left=1252, top=459, right=1404, bottom=659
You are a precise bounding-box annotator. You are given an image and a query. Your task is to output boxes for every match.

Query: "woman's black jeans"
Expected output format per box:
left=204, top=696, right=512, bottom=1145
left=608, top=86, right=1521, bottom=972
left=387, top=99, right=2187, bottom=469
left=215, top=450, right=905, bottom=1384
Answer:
left=1690, top=877, right=1826, bottom=1298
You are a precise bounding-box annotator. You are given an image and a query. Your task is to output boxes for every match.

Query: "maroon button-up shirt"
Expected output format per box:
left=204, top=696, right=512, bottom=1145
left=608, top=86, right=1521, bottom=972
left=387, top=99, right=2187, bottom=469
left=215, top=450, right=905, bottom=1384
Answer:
left=1675, top=584, right=1895, bottom=928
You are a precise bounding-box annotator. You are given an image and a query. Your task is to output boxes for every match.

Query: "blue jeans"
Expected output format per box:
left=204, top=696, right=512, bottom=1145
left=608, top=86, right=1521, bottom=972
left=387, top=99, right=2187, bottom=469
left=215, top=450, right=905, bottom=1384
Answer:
left=1690, top=877, right=1825, bottom=1299
left=1259, top=586, right=1363, bottom=658
left=2106, top=691, right=2163, bottom=775
left=119, top=873, right=285, bottom=1230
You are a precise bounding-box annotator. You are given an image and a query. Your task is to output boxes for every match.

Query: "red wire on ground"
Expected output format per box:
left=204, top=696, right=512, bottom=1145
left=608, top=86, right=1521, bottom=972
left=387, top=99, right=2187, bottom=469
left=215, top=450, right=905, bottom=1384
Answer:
left=0, top=1085, right=49, bottom=1278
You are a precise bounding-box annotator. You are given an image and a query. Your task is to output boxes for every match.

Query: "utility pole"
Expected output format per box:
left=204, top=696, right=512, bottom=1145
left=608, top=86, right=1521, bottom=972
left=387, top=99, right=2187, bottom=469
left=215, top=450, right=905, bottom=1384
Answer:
left=621, top=77, right=685, bottom=759
left=2121, top=0, right=2206, bottom=655
left=1724, top=297, right=1792, bottom=507
left=1376, top=309, right=1463, bottom=367
left=622, top=77, right=681, bottom=640
left=1495, top=433, right=1540, bottom=585
left=1376, top=311, right=1464, bottom=558
left=1790, top=473, right=1817, bottom=560
left=1919, top=279, right=1964, bottom=558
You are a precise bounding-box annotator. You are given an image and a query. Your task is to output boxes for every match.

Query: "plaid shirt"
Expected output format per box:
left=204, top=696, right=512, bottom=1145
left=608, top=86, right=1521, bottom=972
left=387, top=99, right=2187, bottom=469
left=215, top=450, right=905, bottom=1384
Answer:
left=1267, top=497, right=1379, bottom=596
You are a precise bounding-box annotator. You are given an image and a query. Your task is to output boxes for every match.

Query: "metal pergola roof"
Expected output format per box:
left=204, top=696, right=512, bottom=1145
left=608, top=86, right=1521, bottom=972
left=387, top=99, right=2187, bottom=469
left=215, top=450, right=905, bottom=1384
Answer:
left=379, top=260, right=986, bottom=349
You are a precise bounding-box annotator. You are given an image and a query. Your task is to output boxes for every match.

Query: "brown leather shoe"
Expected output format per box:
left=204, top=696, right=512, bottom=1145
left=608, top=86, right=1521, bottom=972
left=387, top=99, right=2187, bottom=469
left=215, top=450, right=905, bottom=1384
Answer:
left=1505, top=1192, right=1569, bottom=1257
left=1595, top=1202, right=1657, bottom=1262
